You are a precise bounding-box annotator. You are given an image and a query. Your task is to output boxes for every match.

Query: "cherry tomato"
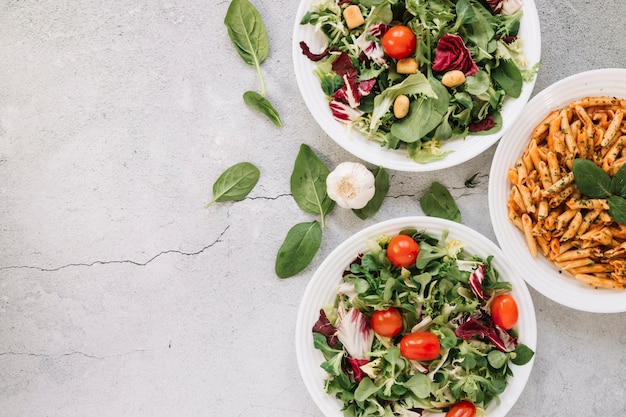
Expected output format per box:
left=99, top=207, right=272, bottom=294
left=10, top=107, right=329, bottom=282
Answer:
left=381, top=25, right=417, bottom=59
left=491, top=294, right=519, bottom=330
left=386, top=234, right=420, bottom=268
left=399, top=332, right=440, bottom=361
left=445, top=401, right=476, bottom=417
left=371, top=307, right=403, bottom=337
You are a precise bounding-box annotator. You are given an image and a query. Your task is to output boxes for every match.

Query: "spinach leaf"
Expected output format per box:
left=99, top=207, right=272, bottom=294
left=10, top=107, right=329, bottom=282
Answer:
left=390, top=97, right=444, bottom=143
left=572, top=158, right=611, bottom=198
left=243, top=91, right=283, bottom=126
left=353, top=166, right=389, bottom=220
left=225, top=0, right=282, bottom=125
left=611, top=163, right=626, bottom=196
left=492, top=59, right=523, bottom=98
left=290, top=144, right=335, bottom=227
left=608, top=196, right=626, bottom=225
left=224, top=0, right=268, bottom=70
left=420, top=181, right=461, bottom=222
left=370, top=73, right=435, bottom=131
left=275, top=221, right=323, bottom=278
left=205, top=162, right=260, bottom=208
left=511, top=343, right=535, bottom=366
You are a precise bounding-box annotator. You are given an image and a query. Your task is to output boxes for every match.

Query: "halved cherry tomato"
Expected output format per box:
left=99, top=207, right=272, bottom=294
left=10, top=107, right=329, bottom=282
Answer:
left=371, top=307, right=403, bottom=337
left=381, top=25, right=417, bottom=59
left=491, top=293, right=519, bottom=330
left=386, top=234, right=420, bottom=267
left=399, top=332, right=440, bottom=361
left=445, top=401, right=476, bottom=417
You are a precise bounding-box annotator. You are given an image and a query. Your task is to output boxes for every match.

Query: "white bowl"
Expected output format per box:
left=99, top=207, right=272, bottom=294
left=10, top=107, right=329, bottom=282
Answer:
left=488, top=68, right=626, bottom=313
left=292, top=1, right=541, bottom=172
left=295, top=216, right=537, bottom=417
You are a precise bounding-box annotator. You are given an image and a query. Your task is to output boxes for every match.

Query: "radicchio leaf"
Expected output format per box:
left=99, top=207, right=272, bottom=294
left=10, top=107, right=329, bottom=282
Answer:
left=468, top=114, right=497, bottom=132
left=299, top=41, right=337, bottom=62
left=332, top=52, right=360, bottom=108
left=455, top=317, right=518, bottom=352
left=329, top=100, right=364, bottom=122
left=432, top=34, right=478, bottom=77
left=346, top=357, right=370, bottom=383
left=312, top=308, right=338, bottom=347
left=468, top=263, right=488, bottom=300
left=336, top=308, right=374, bottom=359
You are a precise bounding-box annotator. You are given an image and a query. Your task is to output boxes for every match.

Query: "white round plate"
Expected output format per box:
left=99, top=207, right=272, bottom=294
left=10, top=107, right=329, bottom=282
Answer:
left=489, top=68, right=626, bottom=313
left=292, top=1, right=541, bottom=172
left=295, top=216, right=536, bottom=417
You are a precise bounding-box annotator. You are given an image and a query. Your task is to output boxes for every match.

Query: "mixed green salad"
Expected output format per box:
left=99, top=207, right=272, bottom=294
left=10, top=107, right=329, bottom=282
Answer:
left=299, top=0, right=537, bottom=163
left=312, top=229, right=534, bottom=417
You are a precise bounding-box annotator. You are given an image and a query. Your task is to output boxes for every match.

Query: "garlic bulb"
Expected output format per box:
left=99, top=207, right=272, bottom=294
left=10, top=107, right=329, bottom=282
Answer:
left=326, top=162, right=376, bottom=209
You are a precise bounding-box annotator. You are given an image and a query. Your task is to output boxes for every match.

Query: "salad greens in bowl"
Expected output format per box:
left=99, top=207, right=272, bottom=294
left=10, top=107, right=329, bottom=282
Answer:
left=292, top=0, right=541, bottom=172
left=295, top=216, right=536, bottom=417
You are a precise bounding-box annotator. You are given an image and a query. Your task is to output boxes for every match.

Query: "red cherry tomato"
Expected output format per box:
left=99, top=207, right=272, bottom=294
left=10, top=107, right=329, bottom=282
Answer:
left=445, top=401, right=476, bottom=417
left=491, top=294, right=519, bottom=330
left=386, top=234, right=420, bottom=268
left=382, top=25, right=417, bottom=59
left=370, top=307, right=403, bottom=337
left=399, top=332, right=440, bottom=361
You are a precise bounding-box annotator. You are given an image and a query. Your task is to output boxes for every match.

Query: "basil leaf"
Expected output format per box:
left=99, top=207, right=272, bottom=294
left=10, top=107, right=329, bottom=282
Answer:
left=224, top=0, right=268, bottom=67
left=353, top=166, right=389, bottom=220
left=205, top=162, right=260, bottom=208
left=243, top=91, right=283, bottom=126
left=492, top=59, right=523, bottom=98
left=572, top=158, right=612, bottom=198
left=611, top=163, right=626, bottom=197
left=420, top=182, right=461, bottom=222
left=608, top=196, right=626, bottom=225
left=290, top=144, right=335, bottom=227
left=275, top=221, right=322, bottom=278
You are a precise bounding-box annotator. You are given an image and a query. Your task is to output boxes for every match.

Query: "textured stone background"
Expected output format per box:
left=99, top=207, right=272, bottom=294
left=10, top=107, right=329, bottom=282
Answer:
left=1, top=1, right=625, bottom=416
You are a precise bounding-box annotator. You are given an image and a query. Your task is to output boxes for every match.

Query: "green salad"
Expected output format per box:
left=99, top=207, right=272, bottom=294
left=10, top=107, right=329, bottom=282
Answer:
left=299, top=0, right=537, bottom=163
left=312, top=229, right=534, bottom=417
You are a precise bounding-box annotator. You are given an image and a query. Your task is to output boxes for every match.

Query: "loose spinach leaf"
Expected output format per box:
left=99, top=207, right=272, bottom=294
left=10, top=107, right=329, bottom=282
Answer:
left=353, top=166, right=389, bottom=220
left=243, top=90, right=283, bottom=126
left=492, top=59, right=523, bottom=98
left=608, top=196, right=626, bottom=225
left=224, top=0, right=269, bottom=69
left=275, top=221, right=322, bottom=278
left=290, top=144, right=335, bottom=227
left=572, top=158, right=612, bottom=198
left=611, top=163, right=626, bottom=196
left=205, top=162, right=260, bottom=208
left=420, top=182, right=461, bottom=222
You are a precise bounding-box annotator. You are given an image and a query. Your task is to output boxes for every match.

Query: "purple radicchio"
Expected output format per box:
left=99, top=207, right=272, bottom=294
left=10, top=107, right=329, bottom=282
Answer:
left=455, top=316, right=518, bottom=352
left=327, top=52, right=376, bottom=122
left=337, top=308, right=374, bottom=383
left=468, top=114, right=497, bottom=132
left=355, top=22, right=388, bottom=67
left=299, top=41, right=338, bottom=62
left=485, top=0, right=523, bottom=15
left=468, top=263, right=488, bottom=300
left=432, top=34, right=478, bottom=77
left=312, top=309, right=338, bottom=347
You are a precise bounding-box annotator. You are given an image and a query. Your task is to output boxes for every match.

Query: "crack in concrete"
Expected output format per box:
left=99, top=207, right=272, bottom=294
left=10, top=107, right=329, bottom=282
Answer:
left=0, top=350, right=149, bottom=360
left=0, top=226, right=229, bottom=272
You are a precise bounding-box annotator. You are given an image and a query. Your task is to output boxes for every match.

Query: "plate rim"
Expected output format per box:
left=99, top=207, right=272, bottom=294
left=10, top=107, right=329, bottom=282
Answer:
left=488, top=67, right=626, bottom=313
left=295, top=216, right=537, bottom=417
left=291, top=0, right=542, bottom=172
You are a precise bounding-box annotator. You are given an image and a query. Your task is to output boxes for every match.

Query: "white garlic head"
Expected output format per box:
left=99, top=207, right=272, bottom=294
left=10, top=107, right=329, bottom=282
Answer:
left=326, top=162, right=376, bottom=209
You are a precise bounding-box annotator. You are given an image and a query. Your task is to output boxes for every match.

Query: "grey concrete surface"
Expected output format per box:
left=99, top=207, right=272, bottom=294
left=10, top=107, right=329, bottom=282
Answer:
left=1, top=1, right=625, bottom=416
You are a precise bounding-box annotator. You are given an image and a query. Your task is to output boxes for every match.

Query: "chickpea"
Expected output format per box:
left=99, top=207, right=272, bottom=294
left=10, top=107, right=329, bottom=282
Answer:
left=441, top=70, right=466, bottom=88
left=393, top=95, right=410, bottom=119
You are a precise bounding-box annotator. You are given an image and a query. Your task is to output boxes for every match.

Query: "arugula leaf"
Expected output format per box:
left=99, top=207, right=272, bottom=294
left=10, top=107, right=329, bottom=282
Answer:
left=205, top=162, right=260, bottom=208
left=275, top=221, right=322, bottom=278
left=290, top=144, right=335, bottom=228
left=420, top=181, right=462, bottom=222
